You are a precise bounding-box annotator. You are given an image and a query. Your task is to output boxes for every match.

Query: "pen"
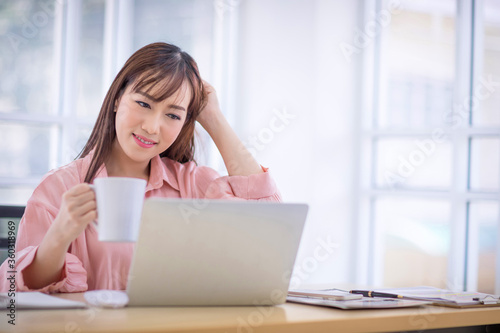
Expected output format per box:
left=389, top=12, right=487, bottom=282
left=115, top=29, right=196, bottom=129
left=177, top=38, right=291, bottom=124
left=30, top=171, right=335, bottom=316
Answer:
left=350, top=290, right=404, bottom=299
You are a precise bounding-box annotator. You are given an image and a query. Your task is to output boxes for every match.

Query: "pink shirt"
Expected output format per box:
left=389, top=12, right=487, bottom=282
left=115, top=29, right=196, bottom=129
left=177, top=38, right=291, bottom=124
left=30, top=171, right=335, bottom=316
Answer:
left=0, top=154, right=280, bottom=293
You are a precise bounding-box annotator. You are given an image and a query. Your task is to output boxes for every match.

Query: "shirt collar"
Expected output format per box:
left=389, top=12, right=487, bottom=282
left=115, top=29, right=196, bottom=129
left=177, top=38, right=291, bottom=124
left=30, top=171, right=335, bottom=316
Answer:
left=147, top=155, right=179, bottom=192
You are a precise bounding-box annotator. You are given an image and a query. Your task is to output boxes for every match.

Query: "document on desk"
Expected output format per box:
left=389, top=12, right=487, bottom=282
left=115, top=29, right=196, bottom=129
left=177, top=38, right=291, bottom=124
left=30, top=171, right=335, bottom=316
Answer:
left=374, top=286, right=500, bottom=308
left=0, top=292, right=87, bottom=309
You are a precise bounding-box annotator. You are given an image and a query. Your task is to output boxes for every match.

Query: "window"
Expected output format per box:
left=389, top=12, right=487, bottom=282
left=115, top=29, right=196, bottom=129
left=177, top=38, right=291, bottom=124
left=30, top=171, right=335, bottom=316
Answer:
left=0, top=0, right=229, bottom=204
left=358, top=0, right=500, bottom=294
left=0, top=0, right=105, bottom=205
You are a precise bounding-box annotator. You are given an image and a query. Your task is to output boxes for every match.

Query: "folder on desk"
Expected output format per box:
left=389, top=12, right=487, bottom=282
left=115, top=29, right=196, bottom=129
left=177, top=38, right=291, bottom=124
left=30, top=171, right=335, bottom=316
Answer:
left=287, top=295, right=430, bottom=309
left=286, top=289, right=430, bottom=309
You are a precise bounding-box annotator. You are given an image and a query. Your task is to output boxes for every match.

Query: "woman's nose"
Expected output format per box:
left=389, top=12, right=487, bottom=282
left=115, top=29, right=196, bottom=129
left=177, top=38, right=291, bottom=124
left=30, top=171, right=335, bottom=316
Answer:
left=141, top=113, right=161, bottom=135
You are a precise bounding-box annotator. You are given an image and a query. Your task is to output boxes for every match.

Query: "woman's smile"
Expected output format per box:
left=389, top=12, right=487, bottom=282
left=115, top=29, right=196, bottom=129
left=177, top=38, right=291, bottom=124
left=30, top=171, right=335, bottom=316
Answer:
left=133, top=133, right=157, bottom=148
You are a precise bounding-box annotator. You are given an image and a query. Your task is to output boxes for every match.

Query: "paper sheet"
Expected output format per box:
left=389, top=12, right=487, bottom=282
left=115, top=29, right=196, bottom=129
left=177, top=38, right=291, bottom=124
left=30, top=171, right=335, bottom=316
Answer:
left=0, top=292, right=87, bottom=309
left=376, top=286, right=500, bottom=306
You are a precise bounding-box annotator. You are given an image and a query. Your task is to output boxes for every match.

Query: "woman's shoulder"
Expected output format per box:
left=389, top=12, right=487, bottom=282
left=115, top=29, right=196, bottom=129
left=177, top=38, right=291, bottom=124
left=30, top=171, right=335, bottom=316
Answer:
left=40, top=158, right=86, bottom=184
left=156, top=157, right=220, bottom=196
left=31, top=158, right=87, bottom=202
left=159, top=157, right=219, bottom=181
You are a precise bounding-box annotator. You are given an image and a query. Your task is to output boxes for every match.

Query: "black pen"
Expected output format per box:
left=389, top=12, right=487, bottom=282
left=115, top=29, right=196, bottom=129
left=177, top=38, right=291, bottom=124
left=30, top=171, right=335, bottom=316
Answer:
left=350, top=290, right=404, bottom=299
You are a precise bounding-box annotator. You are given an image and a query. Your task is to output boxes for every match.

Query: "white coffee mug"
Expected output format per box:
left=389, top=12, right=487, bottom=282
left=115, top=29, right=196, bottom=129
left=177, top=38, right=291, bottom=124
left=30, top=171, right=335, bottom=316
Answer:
left=91, top=177, right=147, bottom=242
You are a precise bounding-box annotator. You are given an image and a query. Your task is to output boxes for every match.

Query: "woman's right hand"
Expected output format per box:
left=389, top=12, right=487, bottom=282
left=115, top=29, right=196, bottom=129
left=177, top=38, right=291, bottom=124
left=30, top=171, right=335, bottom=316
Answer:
left=23, top=183, right=97, bottom=290
left=48, top=183, right=97, bottom=248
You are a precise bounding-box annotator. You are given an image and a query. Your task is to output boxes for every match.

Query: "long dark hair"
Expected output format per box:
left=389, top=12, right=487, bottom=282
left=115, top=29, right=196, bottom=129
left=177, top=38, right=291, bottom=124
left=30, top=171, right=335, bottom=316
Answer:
left=78, top=42, right=206, bottom=183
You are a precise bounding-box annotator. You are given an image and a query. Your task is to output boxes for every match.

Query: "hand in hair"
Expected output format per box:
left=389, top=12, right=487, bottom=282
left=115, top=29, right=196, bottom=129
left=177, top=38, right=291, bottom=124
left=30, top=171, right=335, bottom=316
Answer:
left=195, top=80, right=263, bottom=177
left=196, top=81, right=223, bottom=130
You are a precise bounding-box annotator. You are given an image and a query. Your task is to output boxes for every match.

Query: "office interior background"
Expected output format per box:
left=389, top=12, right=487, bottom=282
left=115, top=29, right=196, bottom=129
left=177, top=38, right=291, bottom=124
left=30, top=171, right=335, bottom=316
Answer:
left=0, top=0, right=499, bottom=294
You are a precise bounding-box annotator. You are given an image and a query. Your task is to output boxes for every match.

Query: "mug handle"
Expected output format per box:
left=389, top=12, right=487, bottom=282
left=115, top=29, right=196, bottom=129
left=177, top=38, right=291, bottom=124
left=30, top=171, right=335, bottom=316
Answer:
left=88, top=184, right=98, bottom=228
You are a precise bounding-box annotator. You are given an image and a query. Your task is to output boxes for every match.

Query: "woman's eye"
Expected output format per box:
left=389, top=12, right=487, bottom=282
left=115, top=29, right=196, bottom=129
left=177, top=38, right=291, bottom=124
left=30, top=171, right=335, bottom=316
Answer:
left=136, top=101, right=151, bottom=109
left=166, top=114, right=181, bottom=120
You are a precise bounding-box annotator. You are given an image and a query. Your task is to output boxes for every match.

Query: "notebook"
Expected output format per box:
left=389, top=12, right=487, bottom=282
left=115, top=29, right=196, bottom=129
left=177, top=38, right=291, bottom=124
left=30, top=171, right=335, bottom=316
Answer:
left=126, top=198, right=308, bottom=306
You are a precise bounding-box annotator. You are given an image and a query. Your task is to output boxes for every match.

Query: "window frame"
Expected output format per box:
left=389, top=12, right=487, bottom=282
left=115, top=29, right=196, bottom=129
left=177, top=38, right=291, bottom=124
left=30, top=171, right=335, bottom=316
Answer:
left=355, top=0, right=500, bottom=294
left=0, top=0, right=97, bottom=187
left=0, top=0, right=235, bottom=198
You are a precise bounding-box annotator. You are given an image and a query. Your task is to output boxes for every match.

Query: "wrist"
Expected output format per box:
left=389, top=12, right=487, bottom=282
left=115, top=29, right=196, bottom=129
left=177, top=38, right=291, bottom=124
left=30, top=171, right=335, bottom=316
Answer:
left=198, top=108, right=227, bottom=135
left=44, top=225, right=72, bottom=254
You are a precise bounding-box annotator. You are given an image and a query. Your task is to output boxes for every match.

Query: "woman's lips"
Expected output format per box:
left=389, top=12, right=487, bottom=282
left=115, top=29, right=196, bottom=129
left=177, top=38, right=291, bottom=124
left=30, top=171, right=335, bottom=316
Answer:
left=133, top=133, right=157, bottom=148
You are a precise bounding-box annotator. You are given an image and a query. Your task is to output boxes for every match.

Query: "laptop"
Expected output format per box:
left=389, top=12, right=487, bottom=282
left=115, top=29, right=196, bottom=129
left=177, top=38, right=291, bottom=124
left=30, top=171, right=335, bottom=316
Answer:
left=126, top=198, right=308, bottom=306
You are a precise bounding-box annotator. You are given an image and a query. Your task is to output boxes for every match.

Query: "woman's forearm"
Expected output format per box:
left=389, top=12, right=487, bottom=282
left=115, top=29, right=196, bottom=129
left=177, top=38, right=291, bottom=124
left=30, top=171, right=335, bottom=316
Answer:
left=202, top=109, right=263, bottom=177
left=22, top=183, right=96, bottom=290
left=22, top=230, right=69, bottom=290
left=197, top=81, right=263, bottom=176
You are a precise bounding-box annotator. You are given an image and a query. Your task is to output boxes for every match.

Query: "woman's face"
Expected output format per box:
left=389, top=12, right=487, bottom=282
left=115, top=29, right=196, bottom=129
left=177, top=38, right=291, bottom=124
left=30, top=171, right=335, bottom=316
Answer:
left=112, top=80, right=191, bottom=167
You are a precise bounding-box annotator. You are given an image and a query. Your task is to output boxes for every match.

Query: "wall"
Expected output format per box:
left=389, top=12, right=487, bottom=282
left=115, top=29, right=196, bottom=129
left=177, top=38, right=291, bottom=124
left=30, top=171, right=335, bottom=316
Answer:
left=236, top=0, right=360, bottom=286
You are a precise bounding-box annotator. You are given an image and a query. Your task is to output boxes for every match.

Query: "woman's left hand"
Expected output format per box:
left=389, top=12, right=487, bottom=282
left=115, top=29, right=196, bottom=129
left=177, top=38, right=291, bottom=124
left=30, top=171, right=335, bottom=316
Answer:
left=196, top=81, right=224, bottom=132
left=195, top=80, right=263, bottom=176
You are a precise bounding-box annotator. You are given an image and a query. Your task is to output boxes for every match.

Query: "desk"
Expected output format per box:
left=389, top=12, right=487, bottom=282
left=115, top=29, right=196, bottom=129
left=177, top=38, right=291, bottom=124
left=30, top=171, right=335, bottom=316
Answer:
left=3, top=293, right=500, bottom=333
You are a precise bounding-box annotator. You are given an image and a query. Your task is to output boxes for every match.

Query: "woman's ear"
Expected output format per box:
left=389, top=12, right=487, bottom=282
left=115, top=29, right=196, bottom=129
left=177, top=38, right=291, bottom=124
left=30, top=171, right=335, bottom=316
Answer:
left=114, top=97, right=121, bottom=112
left=114, top=86, right=126, bottom=112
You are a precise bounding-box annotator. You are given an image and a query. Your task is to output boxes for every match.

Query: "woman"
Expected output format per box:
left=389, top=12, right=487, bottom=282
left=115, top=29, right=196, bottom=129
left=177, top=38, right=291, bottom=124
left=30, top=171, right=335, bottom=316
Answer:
left=0, top=42, right=280, bottom=293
